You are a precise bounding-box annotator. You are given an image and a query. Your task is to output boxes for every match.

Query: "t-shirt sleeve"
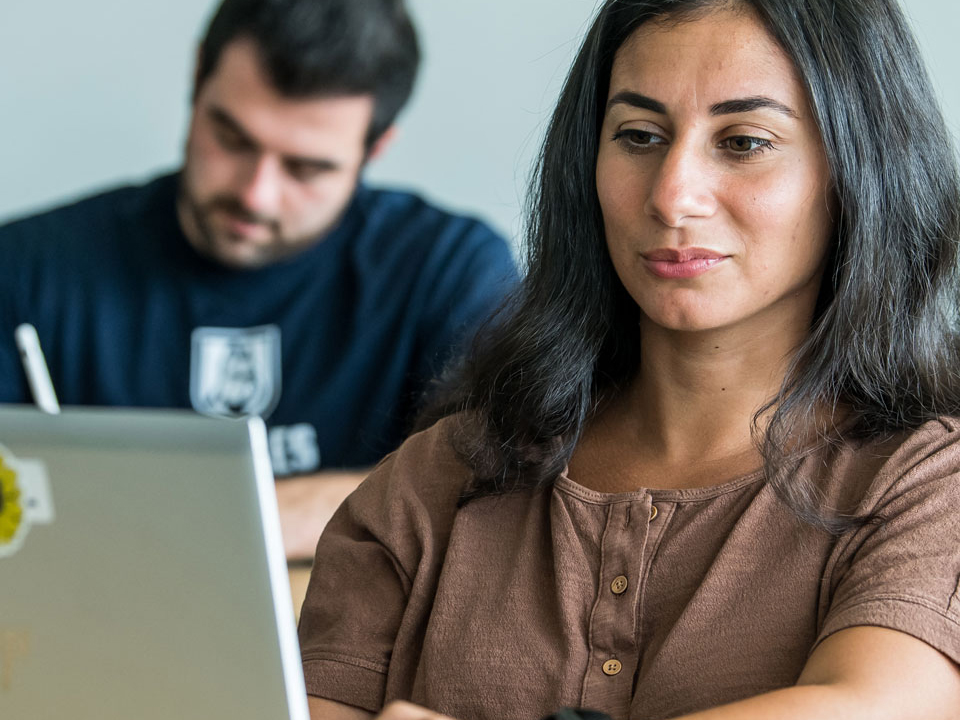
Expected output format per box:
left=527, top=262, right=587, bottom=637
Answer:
left=297, top=420, right=467, bottom=711
left=0, top=223, right=31, bottom=404
left=0, top=314, right=27, bottom=403
left=817, top=421, right=960, bottom=663
left=414, top=221, right=518, bottom=381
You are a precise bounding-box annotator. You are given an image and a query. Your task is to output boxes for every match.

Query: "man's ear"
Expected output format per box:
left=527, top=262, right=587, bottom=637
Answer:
left=367, top=125, right=398, bottom=162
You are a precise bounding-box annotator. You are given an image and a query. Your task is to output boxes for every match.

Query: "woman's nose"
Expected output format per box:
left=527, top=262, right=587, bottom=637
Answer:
left=643, top=142, right=717, bottom=227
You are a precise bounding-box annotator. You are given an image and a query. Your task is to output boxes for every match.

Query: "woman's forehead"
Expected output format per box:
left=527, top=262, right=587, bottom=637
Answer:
left=608, top=7, right=805, bottom=112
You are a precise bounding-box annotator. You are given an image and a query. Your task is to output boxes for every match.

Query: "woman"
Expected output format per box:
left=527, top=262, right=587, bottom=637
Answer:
left=299, top=0, right=960, bottom=718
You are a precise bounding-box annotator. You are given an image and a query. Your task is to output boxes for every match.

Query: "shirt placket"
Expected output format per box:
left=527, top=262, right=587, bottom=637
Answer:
left=581, top=495, right=666, bottom=716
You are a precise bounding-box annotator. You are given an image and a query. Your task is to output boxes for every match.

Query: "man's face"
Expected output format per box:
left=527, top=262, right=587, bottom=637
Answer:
left=178, top=38, right=375, bottom=269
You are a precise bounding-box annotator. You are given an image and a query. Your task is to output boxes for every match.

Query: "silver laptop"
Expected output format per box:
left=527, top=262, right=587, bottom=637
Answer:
left=0, top=406, right=309, bottom=720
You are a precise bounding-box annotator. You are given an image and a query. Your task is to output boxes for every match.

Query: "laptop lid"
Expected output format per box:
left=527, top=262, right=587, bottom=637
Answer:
left=0, top=406, right=309, bottom=720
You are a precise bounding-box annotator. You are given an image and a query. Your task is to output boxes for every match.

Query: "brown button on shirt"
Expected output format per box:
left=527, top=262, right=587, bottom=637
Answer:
left=611, top=576, right=629, bottom=595
left=298, top=416, right=960, bottom=720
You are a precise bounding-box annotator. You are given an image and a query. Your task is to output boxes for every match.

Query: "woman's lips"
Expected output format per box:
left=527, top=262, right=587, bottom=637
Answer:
left=642, top=248, right=729, bottom=279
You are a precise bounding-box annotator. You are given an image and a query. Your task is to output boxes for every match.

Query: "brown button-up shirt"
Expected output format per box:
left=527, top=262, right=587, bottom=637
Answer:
left=298, top=416, right=960, bottom=720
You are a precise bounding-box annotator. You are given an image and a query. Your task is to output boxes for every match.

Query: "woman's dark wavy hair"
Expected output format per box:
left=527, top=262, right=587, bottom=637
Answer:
left=426, top=0, right=960, bottom=532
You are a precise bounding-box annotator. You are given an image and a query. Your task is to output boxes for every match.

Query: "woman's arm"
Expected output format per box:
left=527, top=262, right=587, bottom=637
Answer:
left=671, top=626, right=960, bottom=720
left=310, top=698, right=455, bottom=720
left=308, top=627, right=960, bottom=720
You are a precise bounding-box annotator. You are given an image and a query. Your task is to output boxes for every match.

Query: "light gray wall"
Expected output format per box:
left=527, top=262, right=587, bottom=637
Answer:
left=1, top=1, right=957, bottom=245
left=0, top=2, right=211, bottom=220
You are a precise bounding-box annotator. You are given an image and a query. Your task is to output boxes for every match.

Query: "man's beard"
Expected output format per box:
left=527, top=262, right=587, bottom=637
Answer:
left=198, top=195, right=281, bottom=239
left=183, top=189, right=279, bottom=247
left=175, top=175, right=349, bottom=269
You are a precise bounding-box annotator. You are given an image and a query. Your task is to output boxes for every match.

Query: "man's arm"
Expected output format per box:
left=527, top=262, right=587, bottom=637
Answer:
left=309, top=697, right=375, bottom=720
left=276, top=470, right=368, bottom=561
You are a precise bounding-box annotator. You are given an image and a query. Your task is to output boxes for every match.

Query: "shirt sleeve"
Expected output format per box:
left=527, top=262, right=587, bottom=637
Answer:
left=413, top=220, right=518, bottom=382
left=818, top=420, right=960, bottom=663
left=0, top=318, right=27, bottom=403
left=0, top=223, right=31, bottom=404
left=297, top=419, right=468, bottom=711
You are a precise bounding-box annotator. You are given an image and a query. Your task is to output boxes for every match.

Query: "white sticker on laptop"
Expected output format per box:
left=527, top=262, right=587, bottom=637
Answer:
left=0, top=447, right=55, bottom=559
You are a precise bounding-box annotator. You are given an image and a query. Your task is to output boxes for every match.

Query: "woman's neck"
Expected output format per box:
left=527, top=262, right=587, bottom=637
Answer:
left=569, top=316, right=811, bottom=493
left=633, top=318, right=802, bottom=455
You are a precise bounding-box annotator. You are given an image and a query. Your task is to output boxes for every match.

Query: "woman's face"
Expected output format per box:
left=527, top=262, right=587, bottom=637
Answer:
left=596, top=7, right=834, bottom=336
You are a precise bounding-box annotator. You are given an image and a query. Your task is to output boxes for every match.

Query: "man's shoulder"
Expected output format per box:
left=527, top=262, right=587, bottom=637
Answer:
left=343, top=184, right=516, bottom=289
left=0, top=173, right=178, bottom=247
left=352, top=184, right=508, bottom=248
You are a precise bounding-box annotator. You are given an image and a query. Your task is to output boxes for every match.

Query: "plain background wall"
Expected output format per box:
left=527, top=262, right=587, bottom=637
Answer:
left=0, top=1, right=957, bottom=245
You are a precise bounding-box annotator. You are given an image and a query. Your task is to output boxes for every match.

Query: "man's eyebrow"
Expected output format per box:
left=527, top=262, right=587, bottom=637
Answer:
left=284, top=155, right=340, bottom=173
left=606, top=91, right=798, bottom=119
left=209, top=105, right=340, bottom=172
left=208, top=106, right=258, bottom=147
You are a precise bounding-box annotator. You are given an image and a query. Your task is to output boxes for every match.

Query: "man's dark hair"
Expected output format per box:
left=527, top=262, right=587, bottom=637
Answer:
left=424, top=0, right=960, bottom=533
left=196, top=0, right=420, bottom=146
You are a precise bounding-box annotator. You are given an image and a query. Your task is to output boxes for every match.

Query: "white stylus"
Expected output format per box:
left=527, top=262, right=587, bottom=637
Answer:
left=14, top=323, right=61, bottom=414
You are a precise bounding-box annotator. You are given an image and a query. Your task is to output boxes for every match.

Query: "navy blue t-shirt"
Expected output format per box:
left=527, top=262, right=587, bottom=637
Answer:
left=0, top=173, right=517, bottom=472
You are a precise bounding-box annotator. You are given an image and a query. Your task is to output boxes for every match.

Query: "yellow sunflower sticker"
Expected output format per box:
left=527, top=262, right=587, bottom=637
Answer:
left=0, top=448, right=53, bottom=558
left=0, top=456, right=23, bottom=544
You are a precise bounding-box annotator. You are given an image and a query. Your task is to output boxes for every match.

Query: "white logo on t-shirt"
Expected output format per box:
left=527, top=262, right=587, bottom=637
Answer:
left=190, top=325, right=282, bottom=419
left=268, top=424, right=321, bottom=476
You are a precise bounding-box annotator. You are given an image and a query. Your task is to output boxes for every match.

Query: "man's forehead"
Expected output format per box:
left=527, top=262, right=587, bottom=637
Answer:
left=197, top=39, right=374, bottom=162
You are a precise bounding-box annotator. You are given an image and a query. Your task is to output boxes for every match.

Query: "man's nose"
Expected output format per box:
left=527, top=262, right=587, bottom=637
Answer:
left=237, top=155, right=282, bottom=217
left=643, top=141, right=717, bottom=227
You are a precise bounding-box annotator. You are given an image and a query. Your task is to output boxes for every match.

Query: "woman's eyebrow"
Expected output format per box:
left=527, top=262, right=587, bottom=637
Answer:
left=607, top=91, right=666, bottom=114
left=710, top=96, right=798, bottom=118
left=606, top=91, right=798, bottom=118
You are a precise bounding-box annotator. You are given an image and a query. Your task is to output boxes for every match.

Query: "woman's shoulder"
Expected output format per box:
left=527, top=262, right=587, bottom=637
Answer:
left=343, top=414, right=477, bottom=522
left=380, top=412, right=476, bottom=482
left=860, top=416, right=960, bottom=473
left=824, top=415, right=960, bottom=516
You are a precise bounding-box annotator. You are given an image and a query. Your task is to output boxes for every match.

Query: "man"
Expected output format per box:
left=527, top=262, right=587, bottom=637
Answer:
left=0, top=0, right=517, bottom=559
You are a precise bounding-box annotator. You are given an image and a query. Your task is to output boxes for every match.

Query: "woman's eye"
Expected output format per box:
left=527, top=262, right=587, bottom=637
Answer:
left=721, top=136, right=774, bottom=157
left=612, top=129, right=665, bottom=152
